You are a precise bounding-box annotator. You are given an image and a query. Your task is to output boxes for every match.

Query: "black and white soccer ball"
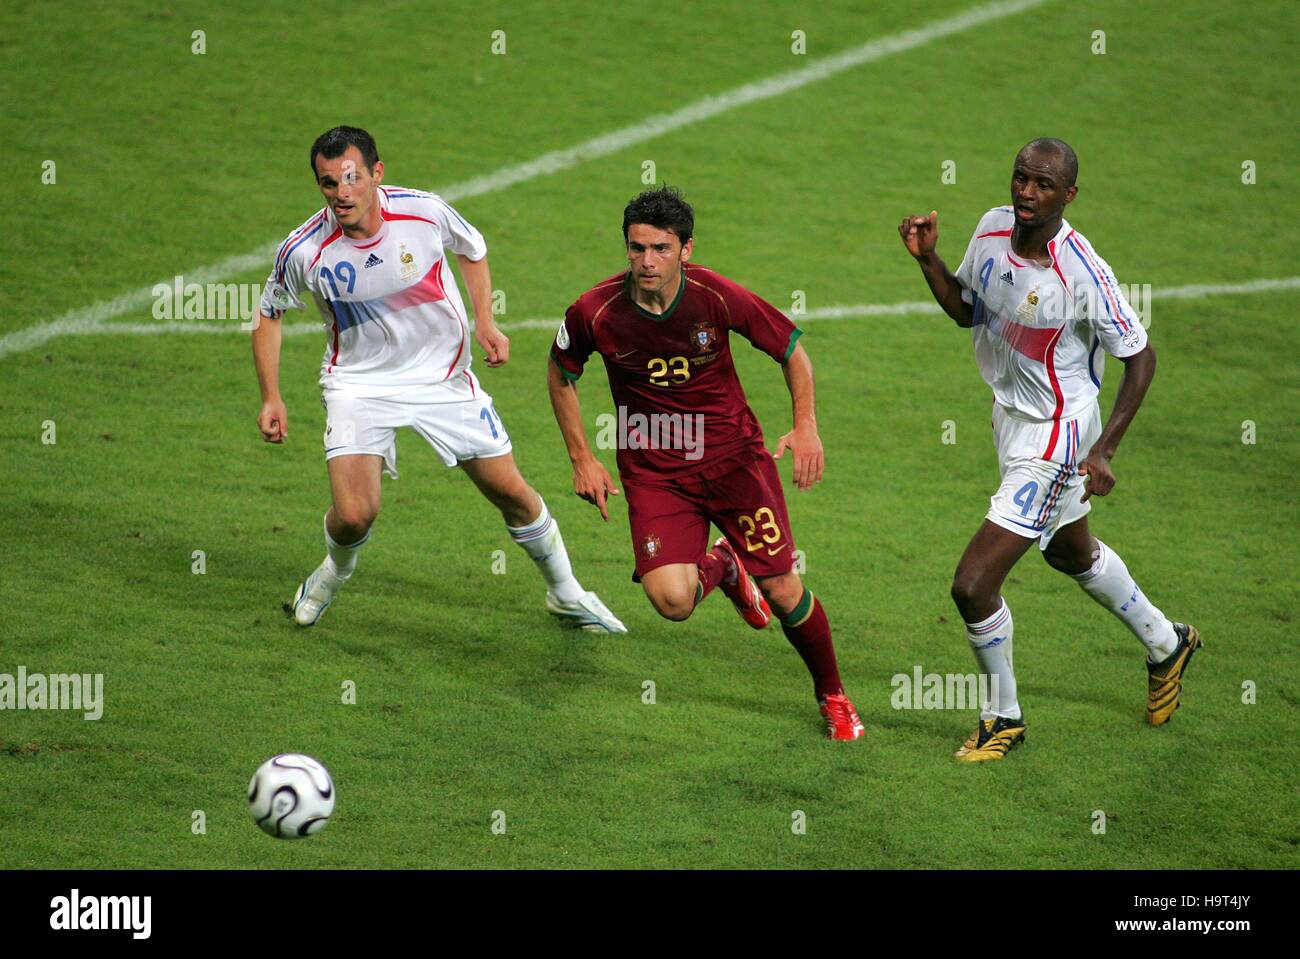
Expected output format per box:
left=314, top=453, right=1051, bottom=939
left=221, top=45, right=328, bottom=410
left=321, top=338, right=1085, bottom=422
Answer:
left=248, top=754, right=335, bottom=839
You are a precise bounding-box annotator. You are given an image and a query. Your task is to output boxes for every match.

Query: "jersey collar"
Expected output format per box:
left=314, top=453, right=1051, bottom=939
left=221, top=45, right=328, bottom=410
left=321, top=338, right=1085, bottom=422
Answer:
left=335, top=189, right=390, bottom=247
left=625, top=265, right=687, bottom=322
left=1044, top=218, right=1073, bottom=291
left=1049, top=217, right=1072, bottom=249
left=1010, top=217, right=1071, bottom=260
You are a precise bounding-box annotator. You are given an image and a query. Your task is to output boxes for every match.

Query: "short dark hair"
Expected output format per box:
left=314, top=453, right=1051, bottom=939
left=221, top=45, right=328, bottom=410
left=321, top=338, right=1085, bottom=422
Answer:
left=310, top=126, right=380, bottom=175
left=1021, top=137, right=1079, bottom=188
left=622, top=185, right=694, bottom=245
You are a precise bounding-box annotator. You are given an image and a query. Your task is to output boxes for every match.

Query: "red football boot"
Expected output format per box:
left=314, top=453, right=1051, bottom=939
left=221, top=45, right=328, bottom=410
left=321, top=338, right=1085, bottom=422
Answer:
left=819, top=693, right=866, bottom=741
left=712, top=536, right=771, bottom=629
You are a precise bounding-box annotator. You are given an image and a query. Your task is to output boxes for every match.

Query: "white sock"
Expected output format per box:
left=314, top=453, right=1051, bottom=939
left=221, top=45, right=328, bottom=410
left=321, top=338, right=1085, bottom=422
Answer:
left=965, top=600, right=1021, bottom=721
left=508, top=500, right=584, bottom=603
left=324, top=512, right=368, bottom=579
left=1071, top=540, right=1178, bottom=663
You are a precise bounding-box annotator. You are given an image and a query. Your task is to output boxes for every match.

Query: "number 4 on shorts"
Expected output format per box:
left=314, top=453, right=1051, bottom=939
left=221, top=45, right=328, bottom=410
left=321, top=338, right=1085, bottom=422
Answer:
left=1013, top=481, right=1038, bottom=517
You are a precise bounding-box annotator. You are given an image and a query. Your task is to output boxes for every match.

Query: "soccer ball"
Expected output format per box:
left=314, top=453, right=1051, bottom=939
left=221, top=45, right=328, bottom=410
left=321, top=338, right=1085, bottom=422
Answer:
left=248, top=753, right=335, bottom=839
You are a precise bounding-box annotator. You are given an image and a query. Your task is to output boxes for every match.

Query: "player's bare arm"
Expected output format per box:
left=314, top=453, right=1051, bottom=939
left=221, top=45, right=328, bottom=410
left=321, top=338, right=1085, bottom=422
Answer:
left=456, top=254, right=508, bottom=367
left=1079, top=344, right=1156, bottom=501
left=546, top=357, right=619, bottom=520
left=898, top=211, right=973, bottom=327
left=251, top=310, right=287, bottom=443
left=771, top=341, right=824, bottom=491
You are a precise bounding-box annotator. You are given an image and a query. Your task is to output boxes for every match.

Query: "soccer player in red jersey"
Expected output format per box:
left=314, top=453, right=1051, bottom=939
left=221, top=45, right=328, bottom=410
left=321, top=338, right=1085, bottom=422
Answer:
left=547, top=187, right=864, bottom=740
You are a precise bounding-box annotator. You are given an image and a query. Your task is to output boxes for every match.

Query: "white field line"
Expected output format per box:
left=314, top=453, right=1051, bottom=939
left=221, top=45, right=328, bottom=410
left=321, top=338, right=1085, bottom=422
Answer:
left=40, top=276, right=1300, bottom=342
left=1, top=0, right=1050, bottom=361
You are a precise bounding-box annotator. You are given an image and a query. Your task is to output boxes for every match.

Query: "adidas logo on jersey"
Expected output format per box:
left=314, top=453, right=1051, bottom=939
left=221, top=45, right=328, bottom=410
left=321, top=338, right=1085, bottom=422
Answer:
left=364, top=253, right=383, bottom=268
left=999, top=270, right=1014, bottom=285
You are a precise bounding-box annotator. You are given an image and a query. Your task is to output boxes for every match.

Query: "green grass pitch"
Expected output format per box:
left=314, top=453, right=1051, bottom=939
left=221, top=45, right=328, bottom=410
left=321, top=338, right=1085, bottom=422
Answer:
left=1, top=0, right=1296, bottom=868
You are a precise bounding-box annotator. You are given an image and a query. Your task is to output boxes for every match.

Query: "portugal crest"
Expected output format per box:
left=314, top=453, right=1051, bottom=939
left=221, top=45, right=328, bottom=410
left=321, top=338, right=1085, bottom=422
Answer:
left=691, top=320, right=717, bottom=352
left=642, top=533, right=662, bottom=558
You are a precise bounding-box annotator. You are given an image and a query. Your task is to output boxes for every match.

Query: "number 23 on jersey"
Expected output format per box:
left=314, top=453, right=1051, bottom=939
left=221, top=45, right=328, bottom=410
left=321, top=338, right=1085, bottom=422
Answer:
left=647, top=356, right=690, bottom=387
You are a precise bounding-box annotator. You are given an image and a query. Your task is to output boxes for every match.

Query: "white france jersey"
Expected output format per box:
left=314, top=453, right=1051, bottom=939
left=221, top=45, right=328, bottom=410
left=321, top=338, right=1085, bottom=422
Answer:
left=954, top=207, right=1147, bottom=452
left=260, top=186, right=487, bottom=397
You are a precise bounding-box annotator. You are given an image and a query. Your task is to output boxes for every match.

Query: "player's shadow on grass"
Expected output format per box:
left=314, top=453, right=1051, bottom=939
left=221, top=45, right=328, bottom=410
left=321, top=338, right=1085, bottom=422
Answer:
left=326, top=566, right=613, bottom=707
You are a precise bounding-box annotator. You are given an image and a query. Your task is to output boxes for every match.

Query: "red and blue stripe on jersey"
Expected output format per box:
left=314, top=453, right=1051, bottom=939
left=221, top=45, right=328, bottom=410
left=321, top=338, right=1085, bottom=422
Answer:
left=381, top=187, right=471, bottom=232
left=1064, top=230, right=1132, bottom=334
left=274, top=211, right=327, bottom=284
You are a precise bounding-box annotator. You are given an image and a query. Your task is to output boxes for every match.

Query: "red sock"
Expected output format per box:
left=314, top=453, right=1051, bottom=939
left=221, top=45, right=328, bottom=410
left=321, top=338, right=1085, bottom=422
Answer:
left=779, top=590, right=844, bottom=701
left=694, top=548, right=729, bottom=606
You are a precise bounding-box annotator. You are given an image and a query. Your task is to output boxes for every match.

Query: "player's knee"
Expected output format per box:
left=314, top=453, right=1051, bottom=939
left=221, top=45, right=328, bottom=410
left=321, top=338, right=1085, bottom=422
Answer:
left=651, top=597, right=694, bottom=622
left=1043, top=547, right=1089, bottom=576
left=645, top=584, right=695, bottom=622
left=503, top=483, right=541, bottom=527
left=334, top=501, right=378, bottom=538
left=757, top=573, right=803, bottom=618
left=485, top=475, right=535, bottom=526
left=950, top=575, right=987, bottom=618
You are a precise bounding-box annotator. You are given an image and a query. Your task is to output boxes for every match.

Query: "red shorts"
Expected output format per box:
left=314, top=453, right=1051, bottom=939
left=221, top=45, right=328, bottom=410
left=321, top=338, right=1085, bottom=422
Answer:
left=624, top=447, right=796, bottom=580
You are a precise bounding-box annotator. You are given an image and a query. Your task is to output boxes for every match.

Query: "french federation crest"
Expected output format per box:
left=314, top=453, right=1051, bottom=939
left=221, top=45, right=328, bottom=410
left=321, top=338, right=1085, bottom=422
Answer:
left=1016, top=287, right=1040, bottom=324
left=691, top=320, right=717, bottom=352
left=399, top=244, right=419, bottom=280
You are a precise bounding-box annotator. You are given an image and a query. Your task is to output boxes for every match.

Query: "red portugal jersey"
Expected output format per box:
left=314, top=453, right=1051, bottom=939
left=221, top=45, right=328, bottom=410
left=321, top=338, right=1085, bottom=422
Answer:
left=551, top=265, right=803, bottom=481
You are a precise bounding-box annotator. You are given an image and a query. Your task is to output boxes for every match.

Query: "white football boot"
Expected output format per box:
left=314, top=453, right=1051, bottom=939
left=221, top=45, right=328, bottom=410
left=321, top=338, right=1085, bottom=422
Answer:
left=290, top=561, right=347, bottom=626
left=545, top=590, right=628, bottom=634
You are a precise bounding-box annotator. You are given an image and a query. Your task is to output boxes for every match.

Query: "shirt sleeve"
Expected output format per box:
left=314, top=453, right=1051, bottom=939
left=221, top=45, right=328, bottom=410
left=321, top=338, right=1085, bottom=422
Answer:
left=1074, top=243, right=1147, bottom=358
left=259, top=237, right=308, bottom=320
left=550, top=303, right=594, bottom=381
left=721, top=279, right=803, bottom=362
left=432, top=196, right=488, bottom=261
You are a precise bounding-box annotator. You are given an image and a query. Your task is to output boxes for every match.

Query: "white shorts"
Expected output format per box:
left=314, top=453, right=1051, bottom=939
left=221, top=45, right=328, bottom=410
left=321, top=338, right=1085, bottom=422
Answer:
left=985, top=401, right=1101, bottom=549
left=321, top=371, right=512, bottom=479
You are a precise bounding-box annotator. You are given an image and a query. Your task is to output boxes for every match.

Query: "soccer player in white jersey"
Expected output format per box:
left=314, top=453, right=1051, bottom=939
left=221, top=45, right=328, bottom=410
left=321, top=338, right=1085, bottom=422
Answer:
left=898, top=137, right=1200, bottom=761
left=251, top=126, right=624, bottom=633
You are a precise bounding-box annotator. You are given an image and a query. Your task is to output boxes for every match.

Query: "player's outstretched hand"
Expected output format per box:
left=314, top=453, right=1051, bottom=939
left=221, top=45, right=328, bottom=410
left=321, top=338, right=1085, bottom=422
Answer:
left=258, top=398, right=288, bottom=444
left=772, top=423, right=824, bottom=492
left=476, top=322, right=510, bottom=367
left=1078, top=449, right=1115, bottom=501
left=573, top=454, right=620, bottom=521
left=898, top=210, right=939, bottom=258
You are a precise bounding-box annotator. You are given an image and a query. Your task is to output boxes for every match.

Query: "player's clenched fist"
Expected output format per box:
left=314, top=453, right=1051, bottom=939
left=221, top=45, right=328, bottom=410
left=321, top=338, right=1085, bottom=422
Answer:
left=572, top=454, right=620, bottom=521
left=898, top=210, right=939, bottom=258
left=1078, top=450, right=1116, bottom=501
left=476, top=322, right=510, bottom=367
left=258, top=399, right=289, bottom=443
